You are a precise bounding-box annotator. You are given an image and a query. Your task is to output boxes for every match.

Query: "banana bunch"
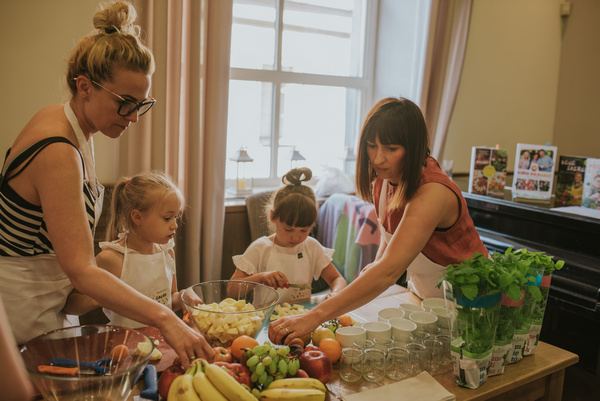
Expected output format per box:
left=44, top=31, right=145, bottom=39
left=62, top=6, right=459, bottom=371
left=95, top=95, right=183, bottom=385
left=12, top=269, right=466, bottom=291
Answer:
left=259, top=378, right=327, bottom=401
left=166, top=360, right=253, bottom=401
left=166, top=360, right=327, bottom=401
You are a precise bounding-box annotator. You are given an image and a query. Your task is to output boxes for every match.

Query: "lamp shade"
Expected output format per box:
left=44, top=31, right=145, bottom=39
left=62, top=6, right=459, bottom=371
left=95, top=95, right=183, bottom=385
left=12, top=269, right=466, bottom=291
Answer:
left=230, top=148, right=254, bottom=163
left=291, top=149, right=306, bottom=161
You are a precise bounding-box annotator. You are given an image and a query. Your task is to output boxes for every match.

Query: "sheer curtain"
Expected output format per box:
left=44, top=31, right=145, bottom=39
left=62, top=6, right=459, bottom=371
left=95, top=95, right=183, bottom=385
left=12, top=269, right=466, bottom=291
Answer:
left=421, top=0, right=472, bottom=160
left=120, top=0, right=232, bottom=287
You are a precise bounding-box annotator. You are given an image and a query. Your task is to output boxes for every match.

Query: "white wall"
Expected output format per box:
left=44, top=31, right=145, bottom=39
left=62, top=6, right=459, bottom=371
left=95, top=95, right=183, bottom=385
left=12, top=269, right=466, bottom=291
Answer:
left=444, top=0, right=562, bottom=173
left=0, top=0, right=119, bottom=183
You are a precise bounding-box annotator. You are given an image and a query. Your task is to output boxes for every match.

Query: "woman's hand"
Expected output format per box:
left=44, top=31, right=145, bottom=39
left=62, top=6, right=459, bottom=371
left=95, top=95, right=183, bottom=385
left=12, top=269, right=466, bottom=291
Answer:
left=158, top=315, right=214, bottom=369
left=261, top=270, right=289, bottom=289
left=268, top=312, right=321, bottom=345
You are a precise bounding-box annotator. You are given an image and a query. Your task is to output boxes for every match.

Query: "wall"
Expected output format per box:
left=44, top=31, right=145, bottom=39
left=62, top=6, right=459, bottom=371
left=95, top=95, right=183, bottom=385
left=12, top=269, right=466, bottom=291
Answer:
left=2, top=1, right=599, bottom=181
left=553, top=0, right=600, bottom=159
left=0, top=0, right=120, bottom=183
left=444, top=0, right=563, bottom=173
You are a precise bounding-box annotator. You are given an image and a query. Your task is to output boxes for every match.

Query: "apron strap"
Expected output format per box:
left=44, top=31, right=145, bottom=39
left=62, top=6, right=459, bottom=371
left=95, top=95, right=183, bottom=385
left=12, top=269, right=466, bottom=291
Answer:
left=0, top=137, right=84, bottom=188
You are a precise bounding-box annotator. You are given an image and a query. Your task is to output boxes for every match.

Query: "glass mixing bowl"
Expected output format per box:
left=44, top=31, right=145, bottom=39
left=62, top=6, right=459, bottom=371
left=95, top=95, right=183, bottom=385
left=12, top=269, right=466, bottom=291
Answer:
left=182, top=280, right=280, bottom=347
left=20, top=325, right=154, bottom=401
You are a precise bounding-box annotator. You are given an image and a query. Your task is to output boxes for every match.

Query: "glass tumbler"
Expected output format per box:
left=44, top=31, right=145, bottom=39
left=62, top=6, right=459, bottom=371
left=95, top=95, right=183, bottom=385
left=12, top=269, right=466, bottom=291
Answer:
left=405, top=342, right=426, bottom=376
left=362, top=348, right=386, bottom=383
left=435, top=334, right=452, bottom=365
left=373, top=337, right=395, bottom=355
left=423, top=339, right=443, bottom=372
left=339, top=347, right=363, bottom=383
left=409, top=329, right=431, bottom=344
left=353, top=338, right=374, bottom=361
left=386, top=347, right=409, bottom=381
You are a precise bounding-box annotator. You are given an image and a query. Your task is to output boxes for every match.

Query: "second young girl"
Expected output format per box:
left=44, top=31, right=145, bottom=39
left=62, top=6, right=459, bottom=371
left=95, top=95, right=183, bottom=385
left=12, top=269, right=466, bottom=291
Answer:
left=64, top=171, right=184, bottom=328
left=231, top=168, right=347, bottom=303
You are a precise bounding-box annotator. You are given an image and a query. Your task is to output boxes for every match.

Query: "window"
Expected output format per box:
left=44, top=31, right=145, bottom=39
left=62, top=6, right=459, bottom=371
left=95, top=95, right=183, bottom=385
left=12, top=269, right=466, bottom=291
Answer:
left=226, top=0, right=376, bottom=188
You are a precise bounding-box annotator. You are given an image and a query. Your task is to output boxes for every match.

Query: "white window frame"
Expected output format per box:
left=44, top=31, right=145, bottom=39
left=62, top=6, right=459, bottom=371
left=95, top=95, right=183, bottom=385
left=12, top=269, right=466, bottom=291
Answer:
left=228, top=0, right=379, bottom=188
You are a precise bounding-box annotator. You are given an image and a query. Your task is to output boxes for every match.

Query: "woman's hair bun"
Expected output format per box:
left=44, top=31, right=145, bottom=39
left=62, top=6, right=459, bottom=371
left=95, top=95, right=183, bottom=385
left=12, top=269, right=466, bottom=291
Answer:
left=282, top=167, right=312, bottom=186
left=93, top=1, right=138, bottom=36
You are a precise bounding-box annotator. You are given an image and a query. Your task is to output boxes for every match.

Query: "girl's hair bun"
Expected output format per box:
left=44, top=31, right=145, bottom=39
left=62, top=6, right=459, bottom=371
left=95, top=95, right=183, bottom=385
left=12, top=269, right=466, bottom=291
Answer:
left=282, top=167, right=312, bottom=187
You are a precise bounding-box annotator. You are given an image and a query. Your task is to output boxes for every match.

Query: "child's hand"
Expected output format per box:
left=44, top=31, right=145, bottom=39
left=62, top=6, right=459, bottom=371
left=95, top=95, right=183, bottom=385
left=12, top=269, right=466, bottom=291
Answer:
left=262, top=271, right=289, bottom=289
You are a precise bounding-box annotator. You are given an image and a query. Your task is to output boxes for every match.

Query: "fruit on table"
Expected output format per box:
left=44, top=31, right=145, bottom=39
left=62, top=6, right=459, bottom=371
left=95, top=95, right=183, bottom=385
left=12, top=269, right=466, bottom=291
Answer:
left=167, top=364, right=200, bottom=401
left=243, top=342, right=300, bottom=389
left=259, top=388, right=326, bottom=401
left=311, top=327, right=335, bottom=347
left=216, top=362, right=252, bottom=388
left=192, top=361, right=227, bottom=401
left=299, top=349, right=333, bottom=384
left=133, top=341, right=162, bottom=360
left=213, top=346, right=233, bottom=363
left=318, top=338, right=342, bottom=364
left=189, top=298, right=265, bottom=347
left=157, top=363, right=185, bottom=400
left=259, top=377, right=327, bottom=400
left=231, top=335, right=259, bottom=362
left=201, top=359, right=256, bottom=401
left=269, top=302, right=307, bottom=320
left=267, top=377, right=327, bottom=392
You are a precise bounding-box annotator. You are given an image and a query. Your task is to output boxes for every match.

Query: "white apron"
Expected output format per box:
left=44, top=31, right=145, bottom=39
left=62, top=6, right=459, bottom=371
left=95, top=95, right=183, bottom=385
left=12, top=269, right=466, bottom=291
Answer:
left=102, top=238, right=174, bottom=328
left=377, top=180, right=444, bottom=300
left=266, top=243, right=312, bottom=303
left=0, top=103, right=104, bottom=344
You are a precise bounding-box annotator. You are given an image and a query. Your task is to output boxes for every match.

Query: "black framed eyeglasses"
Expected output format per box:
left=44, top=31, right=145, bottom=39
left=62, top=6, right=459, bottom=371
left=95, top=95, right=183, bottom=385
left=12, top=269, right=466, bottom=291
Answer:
left=91, top=79, right=156, bottom=117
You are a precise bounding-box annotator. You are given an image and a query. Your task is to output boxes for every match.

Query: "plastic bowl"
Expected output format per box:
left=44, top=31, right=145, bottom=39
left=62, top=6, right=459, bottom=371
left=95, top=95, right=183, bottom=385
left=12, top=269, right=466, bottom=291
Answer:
left=182, top=280, right=280, bottom=347
left=20, top=325, right=154, bottom=401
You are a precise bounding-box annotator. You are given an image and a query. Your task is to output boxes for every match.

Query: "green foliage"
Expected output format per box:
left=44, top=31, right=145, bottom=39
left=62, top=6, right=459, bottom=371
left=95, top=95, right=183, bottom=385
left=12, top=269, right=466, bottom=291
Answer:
left=437, top=248, right=565, bottom=353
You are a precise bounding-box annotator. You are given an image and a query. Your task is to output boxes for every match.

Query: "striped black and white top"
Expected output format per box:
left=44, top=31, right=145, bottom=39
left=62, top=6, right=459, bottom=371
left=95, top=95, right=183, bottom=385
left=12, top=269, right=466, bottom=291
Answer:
left=0, top=137, right=97, bottom=257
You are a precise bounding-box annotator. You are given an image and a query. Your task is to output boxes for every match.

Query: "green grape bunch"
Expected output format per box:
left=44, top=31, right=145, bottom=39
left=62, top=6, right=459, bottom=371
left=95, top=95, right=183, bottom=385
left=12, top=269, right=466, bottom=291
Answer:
left=243, top=341, right=301, bottom=391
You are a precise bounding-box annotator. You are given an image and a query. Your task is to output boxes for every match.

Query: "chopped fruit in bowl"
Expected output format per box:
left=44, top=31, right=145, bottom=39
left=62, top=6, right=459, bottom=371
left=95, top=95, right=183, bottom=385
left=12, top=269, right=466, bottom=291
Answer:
left=181, top=280, right=280, bottom=347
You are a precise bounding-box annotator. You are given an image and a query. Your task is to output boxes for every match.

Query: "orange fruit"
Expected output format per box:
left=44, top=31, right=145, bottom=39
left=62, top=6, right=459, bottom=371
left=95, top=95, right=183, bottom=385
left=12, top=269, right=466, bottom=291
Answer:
left=231, top=335, right=259, bottom=362
left=338, top=315, right=352, bottom=327
left=111, top=344, right=129, bottom=362
left=312, top=327, right=335, bottom=347
left=319, top=338, right=342, bottom=363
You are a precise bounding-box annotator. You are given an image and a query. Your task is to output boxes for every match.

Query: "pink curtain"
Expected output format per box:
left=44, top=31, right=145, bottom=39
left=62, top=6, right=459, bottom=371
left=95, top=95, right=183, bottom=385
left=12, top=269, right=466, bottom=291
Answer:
left=121, top=0, right=232, bottom=287
left=421, top=0, right=472, bottom=160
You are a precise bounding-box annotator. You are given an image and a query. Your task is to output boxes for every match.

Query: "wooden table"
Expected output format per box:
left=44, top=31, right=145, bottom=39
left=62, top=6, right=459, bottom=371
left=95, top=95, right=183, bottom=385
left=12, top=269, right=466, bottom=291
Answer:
left=324, top=286, right=579, bottom=401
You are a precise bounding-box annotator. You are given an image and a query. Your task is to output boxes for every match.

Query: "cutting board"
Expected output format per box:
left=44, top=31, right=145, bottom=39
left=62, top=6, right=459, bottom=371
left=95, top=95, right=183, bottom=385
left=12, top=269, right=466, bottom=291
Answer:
left=137, top=326, right=178, bottom=373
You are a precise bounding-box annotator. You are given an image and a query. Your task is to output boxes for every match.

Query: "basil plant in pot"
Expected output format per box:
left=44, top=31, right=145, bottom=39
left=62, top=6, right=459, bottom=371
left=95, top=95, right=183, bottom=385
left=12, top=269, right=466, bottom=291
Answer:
left=436, top=252, right=523, bottom=389
left=515, top=249, right=564, bottom=356
left=487, top=249, right=531, bottom=376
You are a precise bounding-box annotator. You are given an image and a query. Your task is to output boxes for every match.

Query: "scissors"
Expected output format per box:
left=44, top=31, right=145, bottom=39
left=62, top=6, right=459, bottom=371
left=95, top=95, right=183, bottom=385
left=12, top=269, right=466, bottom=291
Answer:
left=49, top=357, right=112, bottom=374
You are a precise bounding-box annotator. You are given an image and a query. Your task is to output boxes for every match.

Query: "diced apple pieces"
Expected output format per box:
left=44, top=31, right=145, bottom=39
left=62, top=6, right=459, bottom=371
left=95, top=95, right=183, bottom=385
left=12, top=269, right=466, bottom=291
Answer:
left=189, top=298, right=266, bottom=346
left=270, top=302, right=307, bottom=320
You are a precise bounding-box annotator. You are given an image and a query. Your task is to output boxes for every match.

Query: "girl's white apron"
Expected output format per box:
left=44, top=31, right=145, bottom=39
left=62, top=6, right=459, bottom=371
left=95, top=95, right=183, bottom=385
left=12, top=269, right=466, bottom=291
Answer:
left=266, top=242, right=312, bottom=303
left=377, top=179, right=444, bottom=300
left=102, top=238, right=174, bottom=328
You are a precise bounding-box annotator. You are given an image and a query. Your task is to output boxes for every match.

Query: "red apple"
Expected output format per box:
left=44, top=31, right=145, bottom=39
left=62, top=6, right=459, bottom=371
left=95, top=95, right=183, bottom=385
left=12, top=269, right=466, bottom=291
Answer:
left=224, top=362, right=252, bottom=387
left=304, top=345, right=319, bottom=353
left=298, top=350, right=332, bottom=384
left=213, top=346, right=233, bottom=363
left=157, top=363, right=185, bottom=400
left=290, top=368, right=309, bottom=378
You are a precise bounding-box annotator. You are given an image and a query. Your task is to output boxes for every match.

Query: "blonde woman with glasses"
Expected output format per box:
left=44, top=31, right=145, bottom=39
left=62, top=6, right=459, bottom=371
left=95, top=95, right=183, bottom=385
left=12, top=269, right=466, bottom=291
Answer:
left=0, top=1, right=212, bottom=366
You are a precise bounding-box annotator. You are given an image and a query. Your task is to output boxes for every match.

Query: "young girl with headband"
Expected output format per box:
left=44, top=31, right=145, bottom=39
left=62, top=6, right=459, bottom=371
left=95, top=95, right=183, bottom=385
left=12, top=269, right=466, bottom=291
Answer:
left=231, top=168, right=346, bottom=303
